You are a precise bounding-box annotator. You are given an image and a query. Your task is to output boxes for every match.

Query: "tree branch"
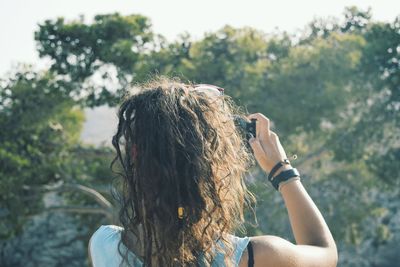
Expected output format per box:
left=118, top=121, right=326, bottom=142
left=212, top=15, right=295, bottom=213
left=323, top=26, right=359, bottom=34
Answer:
left=24, top=182, right=113, bottom=210
left=45, top=205, right=111, bottom=215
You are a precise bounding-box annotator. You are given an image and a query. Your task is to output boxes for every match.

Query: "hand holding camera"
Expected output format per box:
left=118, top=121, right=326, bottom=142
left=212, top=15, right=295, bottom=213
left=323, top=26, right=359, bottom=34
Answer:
left=246, top=113, right=289, bottom=174
left=233, top=116, right=257, bottom=140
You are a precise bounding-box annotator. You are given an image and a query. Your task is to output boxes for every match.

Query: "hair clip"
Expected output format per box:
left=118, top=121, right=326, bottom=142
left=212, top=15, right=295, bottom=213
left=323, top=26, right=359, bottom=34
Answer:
left=178, top=206, right=185, bottom=219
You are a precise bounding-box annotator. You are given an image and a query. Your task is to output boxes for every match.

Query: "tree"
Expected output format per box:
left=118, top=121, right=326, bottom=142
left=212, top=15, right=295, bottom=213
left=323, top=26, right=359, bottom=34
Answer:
left=0, top=68, right=116, bottom=240
left=0, top=68, right=81, bottom=238
left=35, top=13, right=159, bottom=106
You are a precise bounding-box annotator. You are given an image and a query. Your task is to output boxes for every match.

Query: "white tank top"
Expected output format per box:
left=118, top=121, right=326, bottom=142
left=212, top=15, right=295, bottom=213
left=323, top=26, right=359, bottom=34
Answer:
left=89, top=225, right=250, bottom=266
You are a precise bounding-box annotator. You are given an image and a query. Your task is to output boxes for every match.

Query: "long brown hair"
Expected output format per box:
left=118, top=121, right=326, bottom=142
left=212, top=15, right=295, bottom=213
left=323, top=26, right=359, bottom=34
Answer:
left=111, top=77, right=254, bottom=266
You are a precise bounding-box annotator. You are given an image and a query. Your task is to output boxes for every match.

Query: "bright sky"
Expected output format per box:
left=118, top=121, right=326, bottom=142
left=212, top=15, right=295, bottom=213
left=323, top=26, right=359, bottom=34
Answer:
left=0, top=0, right=399, bottom=75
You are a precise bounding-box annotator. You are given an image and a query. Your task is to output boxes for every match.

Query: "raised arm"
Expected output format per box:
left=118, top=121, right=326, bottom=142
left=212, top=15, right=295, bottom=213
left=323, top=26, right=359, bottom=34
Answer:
left=240, top=113, right=337, bottom=267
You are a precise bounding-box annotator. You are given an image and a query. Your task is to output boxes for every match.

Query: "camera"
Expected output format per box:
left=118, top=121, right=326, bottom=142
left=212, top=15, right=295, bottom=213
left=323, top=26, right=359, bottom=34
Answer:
left=233, top=116, right=257, bottom=140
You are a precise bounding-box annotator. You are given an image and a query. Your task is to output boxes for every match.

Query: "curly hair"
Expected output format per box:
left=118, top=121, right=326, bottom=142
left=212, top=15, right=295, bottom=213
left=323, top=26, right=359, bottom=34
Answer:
left=111, top=77, right=254, bottom=266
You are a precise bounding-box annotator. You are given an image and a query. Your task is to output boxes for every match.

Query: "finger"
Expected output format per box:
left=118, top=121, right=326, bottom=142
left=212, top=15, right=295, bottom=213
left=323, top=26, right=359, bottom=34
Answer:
left=248, top=113, right=270, bottom=137
left=248, top=113, right=270, bottom=130
left=269, top=130, right=279, bottom=139
left=249, top=137, right=269, bottom=166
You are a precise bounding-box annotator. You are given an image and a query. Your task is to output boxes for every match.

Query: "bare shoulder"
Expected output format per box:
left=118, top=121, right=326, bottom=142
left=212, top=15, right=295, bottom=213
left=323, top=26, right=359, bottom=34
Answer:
left=239, top=235, right=337, bottom=267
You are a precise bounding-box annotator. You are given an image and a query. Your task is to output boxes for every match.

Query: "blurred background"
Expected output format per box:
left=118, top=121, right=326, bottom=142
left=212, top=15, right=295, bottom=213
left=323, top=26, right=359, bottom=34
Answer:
left=0, top=1, right=399, bottom=266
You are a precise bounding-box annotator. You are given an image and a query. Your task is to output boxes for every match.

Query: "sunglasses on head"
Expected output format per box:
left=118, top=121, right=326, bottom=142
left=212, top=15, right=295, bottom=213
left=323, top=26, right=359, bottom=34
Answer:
left=192, top=84, right=224, bottom=97
left=192, top=83, right=256, bottom=140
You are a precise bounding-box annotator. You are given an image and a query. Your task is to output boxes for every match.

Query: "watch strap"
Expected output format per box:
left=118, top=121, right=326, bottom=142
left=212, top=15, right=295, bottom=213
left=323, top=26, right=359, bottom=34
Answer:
left=270, top=168, right=300, bottom=190
left=268, top=159, right=291, bottom=181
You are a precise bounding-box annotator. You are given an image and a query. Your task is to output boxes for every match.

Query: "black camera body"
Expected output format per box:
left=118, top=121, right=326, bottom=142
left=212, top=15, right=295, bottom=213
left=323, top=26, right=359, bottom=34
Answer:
left=233, top=116, right=257, bottom=140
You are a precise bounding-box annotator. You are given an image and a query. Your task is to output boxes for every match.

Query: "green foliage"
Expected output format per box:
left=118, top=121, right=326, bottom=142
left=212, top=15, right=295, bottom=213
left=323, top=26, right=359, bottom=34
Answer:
left=0, top=68, right=84, bottom=238
left=35, top=13, right=154, bottom=76
left=264, top=33, right=365, bottom=133
left=35, top=13, right=157, bottom=106
left=328, top=14, right=400, bottom=188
